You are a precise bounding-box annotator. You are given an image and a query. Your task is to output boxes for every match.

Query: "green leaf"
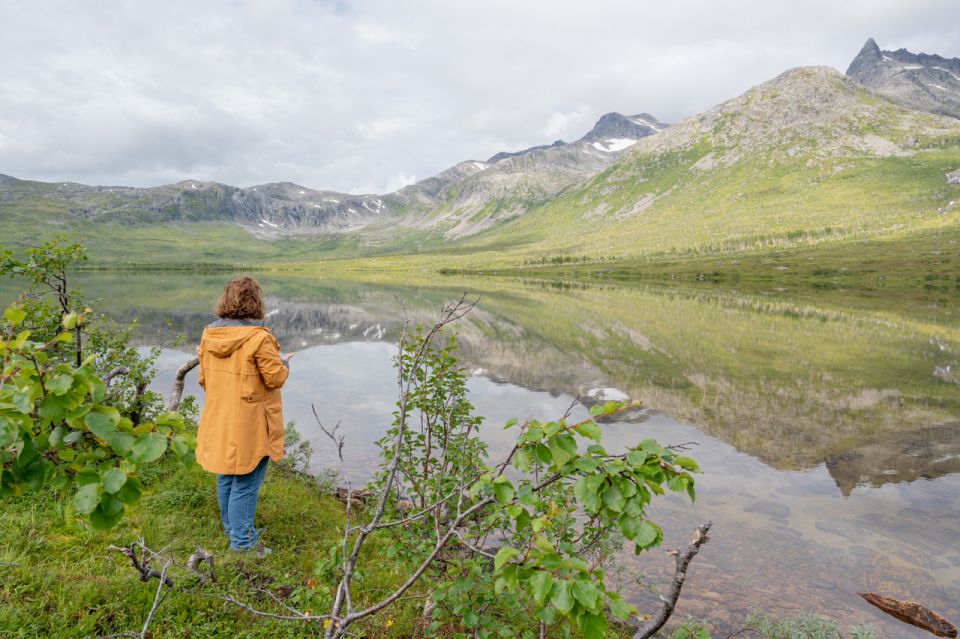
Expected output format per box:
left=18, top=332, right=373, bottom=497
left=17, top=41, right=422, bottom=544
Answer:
left=3, top=306, right=26, bottom=326
left=493, top=478, right=514, bottom=505
left=85, top=410, right=118, bottom=440
left=574, top=456, right=600, bottom=472
left=573, top=474, right=603, bottom=513
left=73, top=482, right=100, bottom=515
left=550, top=580, right=574, bottom=614
left=61, top=312, right=80, bottom=330
left=529, top=570, right=553, bottom=604
left=101, top=467, right=127, bottom=494
left=674, top=456, right=700, bottom=472
left=576, top=611, right=609, bottom=639
left=618, top=513, right=643, bottom=541
left=462, top=610, right=479, bottom=628
left=607, top=595, right=635, bottom=620
left=108, top=432, right=135, bottom=457
left=494, top=546, right=519, bottom=572
left=601, top=482, right=625, bottom=513
left=115, top=476, right=142, bottom=505
left=573, top=421, right=602, bottom=442
left=130, top=432, right=167, bottom=463
left=602, top=401, right=624, bottom=414
left=0, top=417, right=19, bottom=448
left=571, top=580, right=602, bottom=612
left=47, top=373, right=74, bottom=396
left=48, top=425, right=66, bottom=448
left=634, top=520, right=663, bottom=551
left=155, top=411, right=185, bottom=430
left=533, top=535, right=554, bottom=553
left=503, top=417, right=518, bottom=429
left=547, top=433, right=576, bottom=469
left=89, top=494, right=124, bottom=529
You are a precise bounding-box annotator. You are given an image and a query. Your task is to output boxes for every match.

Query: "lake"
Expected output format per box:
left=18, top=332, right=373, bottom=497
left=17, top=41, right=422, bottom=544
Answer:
left=36, top=271, right=960, bottom=635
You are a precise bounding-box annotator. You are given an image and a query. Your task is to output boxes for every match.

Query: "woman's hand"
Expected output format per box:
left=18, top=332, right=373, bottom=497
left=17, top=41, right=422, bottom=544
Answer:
left=281, top=351, right=298, bottom=364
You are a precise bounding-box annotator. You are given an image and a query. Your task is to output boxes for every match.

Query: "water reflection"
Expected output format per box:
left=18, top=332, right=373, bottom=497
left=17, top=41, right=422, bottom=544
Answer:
left=151, top=341, right=960, bottom=637
left=35, top=271, right=960, bottom=635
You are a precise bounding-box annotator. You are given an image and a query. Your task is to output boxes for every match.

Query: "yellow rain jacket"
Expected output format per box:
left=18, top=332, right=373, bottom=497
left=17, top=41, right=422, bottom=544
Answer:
left=196, top=324, right=288, bottom=474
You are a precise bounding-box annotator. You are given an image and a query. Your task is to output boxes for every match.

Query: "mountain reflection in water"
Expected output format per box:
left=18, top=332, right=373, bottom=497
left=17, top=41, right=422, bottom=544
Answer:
left=57, top=272, right=960, bottom=636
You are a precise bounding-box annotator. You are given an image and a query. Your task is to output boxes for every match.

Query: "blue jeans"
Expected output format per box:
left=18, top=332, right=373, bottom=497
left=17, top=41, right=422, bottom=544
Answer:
left=217, top=456, right=269, bottom=550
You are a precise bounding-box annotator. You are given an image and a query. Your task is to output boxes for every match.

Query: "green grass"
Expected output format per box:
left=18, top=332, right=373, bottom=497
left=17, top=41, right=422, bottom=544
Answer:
left=0, top=457, right=426, bottom=638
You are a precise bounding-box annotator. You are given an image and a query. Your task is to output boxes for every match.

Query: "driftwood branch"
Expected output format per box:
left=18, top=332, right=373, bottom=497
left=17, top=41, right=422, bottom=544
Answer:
left=186, top=545, right=215, bottom=583
left=166, top=356, right=199, bottom=411
left=859, top=592, right=958, bottom=638
left=634, top=521, right=713, bottom=639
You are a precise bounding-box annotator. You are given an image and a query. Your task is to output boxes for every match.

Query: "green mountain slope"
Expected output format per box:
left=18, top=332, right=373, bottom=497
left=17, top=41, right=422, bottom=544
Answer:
left=445, top=67, right=960, bottom=265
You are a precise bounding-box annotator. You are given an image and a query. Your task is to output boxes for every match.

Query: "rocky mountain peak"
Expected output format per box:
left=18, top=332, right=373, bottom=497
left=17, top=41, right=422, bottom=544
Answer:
left=578, top=112, right=664, bottom=143
left=846, top=39, right=960, bottom=119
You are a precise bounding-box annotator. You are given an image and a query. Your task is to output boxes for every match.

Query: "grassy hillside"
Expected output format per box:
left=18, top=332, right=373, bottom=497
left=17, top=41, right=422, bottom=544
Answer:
left=2, top=68, right=959, bottom=279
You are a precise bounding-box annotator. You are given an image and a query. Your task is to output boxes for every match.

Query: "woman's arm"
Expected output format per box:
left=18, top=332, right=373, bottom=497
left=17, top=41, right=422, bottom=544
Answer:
left=255, top=335, right=289, bottom=389
left=196, top=345, right=205, bottom=389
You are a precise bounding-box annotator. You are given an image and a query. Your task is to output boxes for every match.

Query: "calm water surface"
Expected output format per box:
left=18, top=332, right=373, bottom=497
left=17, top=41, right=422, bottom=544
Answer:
left=75, top=273, right=960, bottom=635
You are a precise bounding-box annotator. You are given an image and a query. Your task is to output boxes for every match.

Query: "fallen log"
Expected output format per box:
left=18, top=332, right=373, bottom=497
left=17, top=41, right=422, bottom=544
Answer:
left=859, top=592, right=957, bottom=638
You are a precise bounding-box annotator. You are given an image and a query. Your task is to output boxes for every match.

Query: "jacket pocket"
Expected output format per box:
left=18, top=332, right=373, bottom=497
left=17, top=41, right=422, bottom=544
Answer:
left=241, top=373, right=264, bottom=402
left=264, top=403, right=284, bottom=445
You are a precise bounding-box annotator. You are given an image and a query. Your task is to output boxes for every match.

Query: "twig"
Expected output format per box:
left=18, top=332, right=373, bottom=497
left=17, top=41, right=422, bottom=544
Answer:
left=139, top=560, right=171, bottom=638
left=634, top=521, right=713, bottom=639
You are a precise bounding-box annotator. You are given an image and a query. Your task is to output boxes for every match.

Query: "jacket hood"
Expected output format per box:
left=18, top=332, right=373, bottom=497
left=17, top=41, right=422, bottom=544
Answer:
left=202, top=326, right=268, bottom=358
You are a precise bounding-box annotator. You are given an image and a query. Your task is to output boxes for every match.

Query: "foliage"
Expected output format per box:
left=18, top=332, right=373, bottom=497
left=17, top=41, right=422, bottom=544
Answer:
left=744, top=612, right=876, bottom=639
left=355, top=325, right=699, bottom=639
left=279, top=419, right=314, bottom=474
left=0, top=236, right=195, bottom=529
left=670, top=624, right=712, bottom=639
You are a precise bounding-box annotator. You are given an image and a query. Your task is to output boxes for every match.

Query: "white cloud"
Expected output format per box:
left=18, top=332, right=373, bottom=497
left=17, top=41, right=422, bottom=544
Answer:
left=0, top=0, right=957, bottom=193
left=542, top=109, right=591, bottom=140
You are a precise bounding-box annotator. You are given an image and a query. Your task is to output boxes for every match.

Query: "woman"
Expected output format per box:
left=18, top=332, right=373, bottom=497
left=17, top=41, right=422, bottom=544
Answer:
left=195, top=276, right=294, bottom=555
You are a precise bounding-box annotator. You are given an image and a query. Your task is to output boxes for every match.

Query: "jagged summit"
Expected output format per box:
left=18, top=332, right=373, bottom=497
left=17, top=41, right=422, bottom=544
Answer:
left=486, top=111, right=667, bottom=164
left=846, top=38, right=960, bottom=119
left=578, top=112, right=664, bottom=142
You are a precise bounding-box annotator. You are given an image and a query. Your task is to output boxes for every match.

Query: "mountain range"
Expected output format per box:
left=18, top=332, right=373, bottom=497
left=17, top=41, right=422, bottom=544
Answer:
left=1, top=39, right=958, bottom=270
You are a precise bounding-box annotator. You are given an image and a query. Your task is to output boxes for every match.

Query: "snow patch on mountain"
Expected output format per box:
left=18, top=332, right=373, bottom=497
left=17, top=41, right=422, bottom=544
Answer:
left=592, top=138, right=638, bottom=152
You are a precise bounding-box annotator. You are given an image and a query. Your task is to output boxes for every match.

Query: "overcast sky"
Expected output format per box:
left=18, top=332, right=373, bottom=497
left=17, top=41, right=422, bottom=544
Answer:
left=0, top=0, right=957, bottom=193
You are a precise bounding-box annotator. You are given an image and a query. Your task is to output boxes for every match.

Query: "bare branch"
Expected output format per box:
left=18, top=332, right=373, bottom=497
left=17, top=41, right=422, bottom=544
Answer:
left=198, top=592, right=333, bottom=622
left=102, top=365, right=129, bottom=392
left=186, top=545, right=215, bottom=582
left=166, top=356, right=199, bottom=411
left=108, top=540, right=174, bottom=588
left=634, top=521, right=713, bottom=639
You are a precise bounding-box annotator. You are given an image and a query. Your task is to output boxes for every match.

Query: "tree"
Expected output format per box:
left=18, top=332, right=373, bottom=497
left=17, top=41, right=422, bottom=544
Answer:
left=0, top=237, right=195, bottom=528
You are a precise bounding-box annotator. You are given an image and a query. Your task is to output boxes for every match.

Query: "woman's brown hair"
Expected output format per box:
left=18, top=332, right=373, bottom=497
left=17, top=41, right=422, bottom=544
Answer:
left=214, top=276, right=265, bottom=319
